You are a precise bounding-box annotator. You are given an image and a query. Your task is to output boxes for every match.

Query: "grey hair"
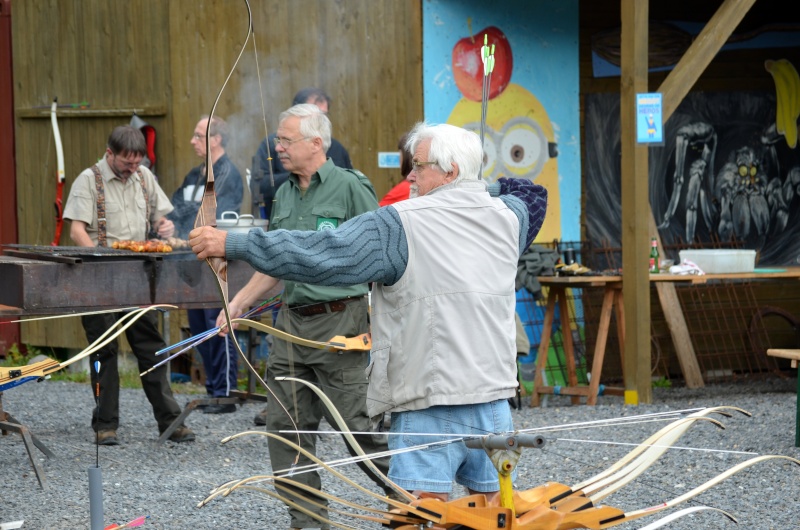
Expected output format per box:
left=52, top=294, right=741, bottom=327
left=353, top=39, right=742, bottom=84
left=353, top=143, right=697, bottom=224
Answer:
left=279, top=103, right=332, bottom=152
left=199, top=115, right=230, bottom=147
left=405, top=122, right=482, bottom=182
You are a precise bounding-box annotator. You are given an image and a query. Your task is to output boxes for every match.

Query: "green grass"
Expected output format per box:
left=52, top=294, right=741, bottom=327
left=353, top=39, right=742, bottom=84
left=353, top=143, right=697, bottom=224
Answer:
left=651, top=376, right=673, bottom=388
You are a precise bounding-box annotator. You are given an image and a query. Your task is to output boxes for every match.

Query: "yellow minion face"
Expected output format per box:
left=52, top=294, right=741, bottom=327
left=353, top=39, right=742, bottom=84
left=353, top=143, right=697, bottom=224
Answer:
left=448, top=83, right=561, bottom=242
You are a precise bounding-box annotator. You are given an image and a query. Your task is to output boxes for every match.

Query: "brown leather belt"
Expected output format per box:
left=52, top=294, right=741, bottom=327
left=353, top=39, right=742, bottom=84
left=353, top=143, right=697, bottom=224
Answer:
left=289, top=297, right=362, bottom=317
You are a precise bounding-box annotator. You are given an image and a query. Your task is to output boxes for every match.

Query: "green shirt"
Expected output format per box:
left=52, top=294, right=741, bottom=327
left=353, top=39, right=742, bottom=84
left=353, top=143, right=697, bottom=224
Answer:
left=269, top=158, right=378, bottom=304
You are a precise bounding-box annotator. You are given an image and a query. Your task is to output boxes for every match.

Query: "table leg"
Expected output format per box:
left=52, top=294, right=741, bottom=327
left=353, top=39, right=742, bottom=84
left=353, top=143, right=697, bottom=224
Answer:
left=614, top=286, right=626, bottom=369
left=796, top=369, right=799, bottom=448
left=557, top=289, right=580, bottom=405
left=531, top=289, right=558, bottom=407
left=587, top=288, right=615, bottom=406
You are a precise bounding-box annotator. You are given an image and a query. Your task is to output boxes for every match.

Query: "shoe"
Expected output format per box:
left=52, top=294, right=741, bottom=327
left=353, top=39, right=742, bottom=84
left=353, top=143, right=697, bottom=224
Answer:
left=253, top=407, right=268, bottom=426
left=203, top=403, right=236, bottom=414
left=168, top=426, right=196, bottom=443
left=96, top=429, right=119, bottom=446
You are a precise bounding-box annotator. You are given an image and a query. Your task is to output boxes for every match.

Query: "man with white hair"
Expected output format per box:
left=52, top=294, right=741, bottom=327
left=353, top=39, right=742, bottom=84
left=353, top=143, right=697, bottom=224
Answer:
left=190, top=121, right=547, bottom=513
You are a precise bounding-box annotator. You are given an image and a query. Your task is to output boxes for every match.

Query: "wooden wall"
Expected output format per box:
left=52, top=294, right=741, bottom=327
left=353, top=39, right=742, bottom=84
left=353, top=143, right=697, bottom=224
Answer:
left=11, top=0, right=422, bottom=350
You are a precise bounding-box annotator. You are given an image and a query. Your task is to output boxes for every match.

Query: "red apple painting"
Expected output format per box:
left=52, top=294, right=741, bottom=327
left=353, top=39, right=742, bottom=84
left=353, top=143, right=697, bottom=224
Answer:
left=452, top=25, right=513, bottom=102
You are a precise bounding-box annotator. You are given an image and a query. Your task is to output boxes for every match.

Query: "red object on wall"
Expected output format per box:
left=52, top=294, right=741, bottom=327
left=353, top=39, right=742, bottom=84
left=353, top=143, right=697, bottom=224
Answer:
left=0, top=0, right=21, bottom=356
left=452, top=25, right=513, bottom=102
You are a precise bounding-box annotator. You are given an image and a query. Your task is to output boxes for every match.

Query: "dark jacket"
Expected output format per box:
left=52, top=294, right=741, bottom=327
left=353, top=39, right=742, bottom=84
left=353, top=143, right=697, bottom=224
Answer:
left=250, top=134, right=352, bottom=220
left=168, top=153, right=243, bottom=239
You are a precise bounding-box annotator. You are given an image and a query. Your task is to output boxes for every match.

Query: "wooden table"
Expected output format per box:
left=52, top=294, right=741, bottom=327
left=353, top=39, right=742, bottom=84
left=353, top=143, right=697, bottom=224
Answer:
left=530, top=275, right=625, bottom=406
left=530, top=268, right=800, bottom=406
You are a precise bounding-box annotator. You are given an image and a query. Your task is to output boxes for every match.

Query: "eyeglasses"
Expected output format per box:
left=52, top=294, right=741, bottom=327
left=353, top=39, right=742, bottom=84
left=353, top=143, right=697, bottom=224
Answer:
left=273, top=136, right=310, bottom=148
left=411, top=160, right=438, bottom=172
left=112, top=153, right=143, bottom=169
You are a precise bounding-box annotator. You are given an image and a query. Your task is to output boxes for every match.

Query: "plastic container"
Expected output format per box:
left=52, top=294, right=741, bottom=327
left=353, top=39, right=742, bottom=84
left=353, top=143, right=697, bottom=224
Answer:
left=678, top=249, right=756, bottom=273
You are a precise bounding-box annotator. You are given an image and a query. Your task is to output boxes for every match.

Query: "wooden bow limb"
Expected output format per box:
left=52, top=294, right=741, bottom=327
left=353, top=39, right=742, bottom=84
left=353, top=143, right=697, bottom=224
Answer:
left=278, top=376, right=416, bottom=503
left=0, top=358, right=61, bottom=392
left=238, top=478, right=415, bottom=527
left=238, top=483, right=371, bottom=530
left=556, top=455, right=800, bottom=530
left=562, top=407, right=749, bottom=500
left=230, top=318, right=371, bottom=352
left=635, top=506, right=737, bottom=529
left=1, top=306, right=142, bottom=324
left=202, top=430, right=438, bottom=523
left=511, top=408, right=744, bottom=516
left=0, top=305, right=176, bottom=391
left=536, top=416, right=727, bottom=513
left=563, top=417, right=726, bottom=506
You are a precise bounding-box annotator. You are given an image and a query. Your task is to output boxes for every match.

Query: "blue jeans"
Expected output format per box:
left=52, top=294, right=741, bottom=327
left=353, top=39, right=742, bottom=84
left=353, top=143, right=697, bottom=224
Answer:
left=388, top=399, right=515, bottom=493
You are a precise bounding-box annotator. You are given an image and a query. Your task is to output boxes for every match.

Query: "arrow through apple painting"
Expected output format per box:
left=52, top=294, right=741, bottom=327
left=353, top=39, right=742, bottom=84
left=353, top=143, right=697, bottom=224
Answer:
left=447, top=24, right=562, bottom=243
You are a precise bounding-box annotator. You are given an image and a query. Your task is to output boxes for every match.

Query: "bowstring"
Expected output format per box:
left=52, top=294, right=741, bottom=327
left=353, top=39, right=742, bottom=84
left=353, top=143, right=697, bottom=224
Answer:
left=195, top=0, right=301, bottom=457
left=251, top=28, right=275, bottom=190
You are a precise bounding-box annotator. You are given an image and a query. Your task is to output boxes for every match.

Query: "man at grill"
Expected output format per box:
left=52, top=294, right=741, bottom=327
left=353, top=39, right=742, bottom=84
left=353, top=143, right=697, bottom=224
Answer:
left=190, top=122, right=547, bottom=508
left=210, top=103, right=391, bottom=529
left=63, top=125, right=195, bottom=446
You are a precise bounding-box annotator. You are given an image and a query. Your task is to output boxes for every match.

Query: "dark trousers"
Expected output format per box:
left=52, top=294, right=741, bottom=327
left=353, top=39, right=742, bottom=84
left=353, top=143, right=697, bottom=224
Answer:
left=266, top=298, right=391, bottom=529
left=187, top=308, right=238, bottom=397
left=82, top=310, right=182, bottom=433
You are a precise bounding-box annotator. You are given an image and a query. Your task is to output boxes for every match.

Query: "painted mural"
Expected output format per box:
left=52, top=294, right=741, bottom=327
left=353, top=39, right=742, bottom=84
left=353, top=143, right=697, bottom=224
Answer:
left=422, top=0, right=580, bottom=243
left=585, top=59, right=800, bottom=266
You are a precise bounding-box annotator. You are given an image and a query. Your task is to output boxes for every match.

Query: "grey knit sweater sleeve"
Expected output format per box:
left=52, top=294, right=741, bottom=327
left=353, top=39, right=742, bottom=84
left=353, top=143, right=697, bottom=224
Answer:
left=224, top=188, right=534, bottom=286
left=225, top=206, right=409, bottom=286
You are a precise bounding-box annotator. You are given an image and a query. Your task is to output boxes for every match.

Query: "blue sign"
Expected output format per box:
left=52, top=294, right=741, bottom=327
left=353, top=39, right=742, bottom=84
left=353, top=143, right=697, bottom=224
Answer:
left=636, top=93, right=663, bottom=144
left=378, top=152, right=401, bottom=169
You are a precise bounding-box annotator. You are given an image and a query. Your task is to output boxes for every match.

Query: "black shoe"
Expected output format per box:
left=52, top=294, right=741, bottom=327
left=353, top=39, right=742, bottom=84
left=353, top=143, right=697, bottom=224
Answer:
left=203, top=403, right=237, bottom=414
left=253, top=407, right=268, bottom=426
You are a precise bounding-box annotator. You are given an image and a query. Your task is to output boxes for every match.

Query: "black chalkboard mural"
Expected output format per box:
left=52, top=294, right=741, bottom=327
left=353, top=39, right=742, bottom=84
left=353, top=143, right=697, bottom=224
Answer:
left=585, top=87, right=800, bottom=266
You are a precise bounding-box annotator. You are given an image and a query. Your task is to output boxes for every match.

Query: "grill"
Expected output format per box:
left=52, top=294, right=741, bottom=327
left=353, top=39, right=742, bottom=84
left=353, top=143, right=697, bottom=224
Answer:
left=0, top=244, right=251, bottom=315
left=1, top=244, right=194, bottom=264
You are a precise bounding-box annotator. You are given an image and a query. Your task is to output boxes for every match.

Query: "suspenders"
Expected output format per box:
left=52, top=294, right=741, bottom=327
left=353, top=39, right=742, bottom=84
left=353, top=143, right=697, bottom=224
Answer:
left=91, top=165, right=150, bottom=247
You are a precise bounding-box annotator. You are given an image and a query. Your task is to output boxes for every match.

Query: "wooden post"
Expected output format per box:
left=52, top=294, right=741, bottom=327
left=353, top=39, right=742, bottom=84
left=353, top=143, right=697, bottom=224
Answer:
left=620, top=0, right=651, bottom=404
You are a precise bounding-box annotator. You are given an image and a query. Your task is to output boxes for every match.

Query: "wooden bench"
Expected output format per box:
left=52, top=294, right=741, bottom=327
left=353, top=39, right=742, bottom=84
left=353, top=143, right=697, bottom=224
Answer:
left=766, top=349, right=800, bottom=447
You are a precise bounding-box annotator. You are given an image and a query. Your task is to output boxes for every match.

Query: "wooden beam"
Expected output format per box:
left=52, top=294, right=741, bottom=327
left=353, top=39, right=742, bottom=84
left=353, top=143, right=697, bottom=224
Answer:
left=659, top=0, right=758, bottom=122
left=620, top=0, right=651, bottom=404
left=17, top=106, right=167, bottom=119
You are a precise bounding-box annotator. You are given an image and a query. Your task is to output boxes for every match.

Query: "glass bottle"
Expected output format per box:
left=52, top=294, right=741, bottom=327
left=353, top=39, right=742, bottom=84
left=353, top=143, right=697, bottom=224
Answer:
left=649, top=238, right=660, bottom=273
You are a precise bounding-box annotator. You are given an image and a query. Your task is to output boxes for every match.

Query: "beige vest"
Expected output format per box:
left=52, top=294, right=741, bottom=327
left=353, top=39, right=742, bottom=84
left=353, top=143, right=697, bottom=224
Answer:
left=367, top=181, right=520, bottom=418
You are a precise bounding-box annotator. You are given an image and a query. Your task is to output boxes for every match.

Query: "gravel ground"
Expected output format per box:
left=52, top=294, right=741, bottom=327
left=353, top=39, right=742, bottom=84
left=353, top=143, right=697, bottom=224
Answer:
left=1, top=377, right=799, bottom=529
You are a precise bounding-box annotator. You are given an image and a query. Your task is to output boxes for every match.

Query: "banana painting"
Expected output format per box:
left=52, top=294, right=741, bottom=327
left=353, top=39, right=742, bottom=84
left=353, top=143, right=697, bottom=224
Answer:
left=765, top=58, right=800, bottom=149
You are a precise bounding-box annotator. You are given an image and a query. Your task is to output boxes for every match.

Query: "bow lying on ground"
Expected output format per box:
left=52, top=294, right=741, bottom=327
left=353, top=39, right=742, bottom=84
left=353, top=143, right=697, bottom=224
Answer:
left=197, top=389, right=800, bottom=530
left=0, top=305, right=176, bottom=392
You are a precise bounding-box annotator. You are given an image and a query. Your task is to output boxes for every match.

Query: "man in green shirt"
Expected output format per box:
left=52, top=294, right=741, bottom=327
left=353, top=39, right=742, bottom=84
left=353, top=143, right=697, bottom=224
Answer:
left=219, top=103, right=389, bottom=529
